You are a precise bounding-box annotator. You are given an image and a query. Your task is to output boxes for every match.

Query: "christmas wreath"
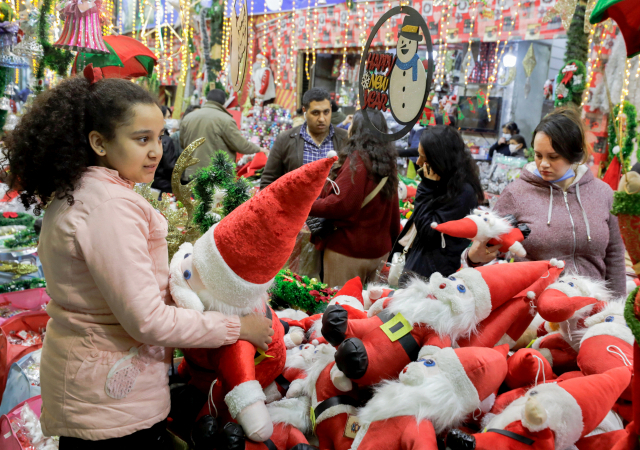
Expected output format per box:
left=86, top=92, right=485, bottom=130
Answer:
left=607, top=101, right=638, bottom=171
left=0, top=277, right=46, bottom=293
left=554, top=60, right=587, bottom=107
left=192, top=151, right=251, bottom=234
left=624, top=286, right=640, bottom=346
left=269, top=269, right=337, bottom=315
left=0, top=212, right=36, bottom=227
left=3, top=228, right=38, bottom=249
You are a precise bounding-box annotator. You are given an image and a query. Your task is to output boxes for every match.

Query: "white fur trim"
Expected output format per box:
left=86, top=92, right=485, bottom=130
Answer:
left=456, top=268, right=492, bottom=321
left=225, top=380, right=267, bottom=419
left=430, top=222, right=438, bottom=229
left=286, top=378, right=306, bottom=398
left=521, top=383, right=583, bottom=450
left=551, top=274, right=612, bottom=302
left=367, top=297, right=386, bottom=318
left=537, top=348, right=553, bottom=367
left=317, top=403, right=358, bottom=425
left=284, top=326, right=305, bottom=349
left=266, top=397, right=312, bottom=433
left=585, top=410, right=623, bottom=437
left=467, top=211, right=513, bottom=241
left=350, top=422, right=370, bottom=450
left=417, top=345, right=441, bottom=361
left=509, top=241, right=526, bottom=258
left=263, top=381, right=283, bottom=404
left=330, top=295, right=364, bottom=312
left=527, top=291, right=536, bottom=300
left=435, top=347, right=481, bottom=412
left=193, top=224, right=273, bottom=315
left=306, top=317, right=323, bottom=341
left=276, top=309, right=310, bottom=321
left=583, top=300, right=625, bottom=328
left=169, top=243, right=205, bottom=312
left=305, top=345, right=338, bottom=398
left=480, top=393, right=496, bottom=413
left=495, top=333, right=517, bottom=349
left=580, top=322, right=634, bottom=347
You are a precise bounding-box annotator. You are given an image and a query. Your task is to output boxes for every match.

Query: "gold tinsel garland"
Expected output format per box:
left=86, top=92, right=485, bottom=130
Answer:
left=0, top=260, right=38, bottom=279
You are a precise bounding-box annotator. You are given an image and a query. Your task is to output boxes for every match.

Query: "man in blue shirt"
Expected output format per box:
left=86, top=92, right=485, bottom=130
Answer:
left=260, top=88, right=349, bottom=189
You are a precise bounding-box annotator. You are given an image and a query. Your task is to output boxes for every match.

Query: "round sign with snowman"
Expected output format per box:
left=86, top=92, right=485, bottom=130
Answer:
left=358, top=6, right=433, bottom=142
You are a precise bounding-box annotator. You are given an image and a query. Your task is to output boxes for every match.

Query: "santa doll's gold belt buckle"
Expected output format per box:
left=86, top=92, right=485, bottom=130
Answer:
left=379, top=312, right=413, bottom=342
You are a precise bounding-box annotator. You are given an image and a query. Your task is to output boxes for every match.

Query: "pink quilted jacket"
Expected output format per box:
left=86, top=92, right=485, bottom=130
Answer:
left=38, top=167, right=241, bottom=440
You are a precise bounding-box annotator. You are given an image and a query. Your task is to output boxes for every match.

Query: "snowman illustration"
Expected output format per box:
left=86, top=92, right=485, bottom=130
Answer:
left=389, top=16, right=428, bottom=124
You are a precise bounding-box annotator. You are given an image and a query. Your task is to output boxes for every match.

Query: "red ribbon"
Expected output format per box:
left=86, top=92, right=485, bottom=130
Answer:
left=2, top=212, right=17, bottom=218
left=83, top=63, right=104, bottom=85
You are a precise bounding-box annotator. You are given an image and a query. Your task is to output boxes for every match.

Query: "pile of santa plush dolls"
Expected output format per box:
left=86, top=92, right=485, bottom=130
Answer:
left=164, top=157, right=637, bottom=450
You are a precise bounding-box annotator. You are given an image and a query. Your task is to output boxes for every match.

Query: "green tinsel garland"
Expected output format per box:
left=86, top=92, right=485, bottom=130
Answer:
left=192, top=150, right=248, bottom=234
left=3, top=229, right=38, bottom=249
left=607, top=101, right=637, bottom=171
left=612, top=191, right=640, bottom=216
left=623, top=286, right=640, bottom=343
left=0, top=277, right=46, bottom=293
left=0, top=213, right=36, bottom=227
left=35, top=0, right=74, bottom=93
left=269, top=269, right=337, bottom=315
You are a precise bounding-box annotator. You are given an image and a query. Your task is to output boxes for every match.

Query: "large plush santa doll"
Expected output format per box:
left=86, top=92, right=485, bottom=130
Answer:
left=168, top=157, right=336, bottom=442
left=446, top=367, right=632, bottom=450
left=322, top=261, right=558, bottom=388
left=251, top=53, right=276, bottom=105
left=351, top=346, right=509, bottom=450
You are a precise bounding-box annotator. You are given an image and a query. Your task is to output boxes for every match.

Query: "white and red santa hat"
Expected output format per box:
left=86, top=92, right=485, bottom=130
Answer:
left=537, top=274, right=612, bottom=323
left=328, top=277, right=365, bottom=312
left=454, top=259, right=565, bottom=323
left=518, top=367, right=632, bottom=449
left=170, top=157, right=337, bottom=314
left=430, top=209, right=512, bottom=243
left=505, top=348, right=556, bottom=389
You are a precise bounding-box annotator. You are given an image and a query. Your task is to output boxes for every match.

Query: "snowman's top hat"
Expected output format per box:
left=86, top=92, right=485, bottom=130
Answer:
left=398, top=16, right=423, bottom=42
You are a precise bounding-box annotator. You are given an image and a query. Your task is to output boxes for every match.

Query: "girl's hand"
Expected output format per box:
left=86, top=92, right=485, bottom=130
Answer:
left=468, top=240, right=502, bottom=264
left=239, top=314, right=274, bottom=351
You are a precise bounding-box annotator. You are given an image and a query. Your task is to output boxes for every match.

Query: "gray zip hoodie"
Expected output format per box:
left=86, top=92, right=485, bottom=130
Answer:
left=492, top=162, right=626, bottom=297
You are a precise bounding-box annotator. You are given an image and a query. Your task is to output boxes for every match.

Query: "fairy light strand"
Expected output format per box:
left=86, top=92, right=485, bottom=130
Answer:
left=485, top=1, right=508, bottom=122
left=464, top=0, right=478, bottom=87
left=581, top=25, right=597, bottom=107
left=247, top=0, right=255, bottom=81
left=582, top=22, right=608, bottom=107
left=274, top=13, right=283, bottom=86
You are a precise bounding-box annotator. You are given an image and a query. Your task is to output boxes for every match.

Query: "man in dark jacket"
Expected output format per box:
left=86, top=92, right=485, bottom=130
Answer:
left=260, top=88, right=348, bottom=189
left=151, top=130, right=178, bottom=195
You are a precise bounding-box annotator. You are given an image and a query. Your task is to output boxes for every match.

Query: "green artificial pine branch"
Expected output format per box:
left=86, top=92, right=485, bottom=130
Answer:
left=3, top=228, right=38, bottom=249
left=624, top=286, right=640, bottom=343
left=0, top=277, right=46, bottom=293
left=222, top=176, right=251, bottom=217
left=35, top=0, right=74, bottom=93
left=612, top=191, right=640, bottom=216
left=0, top=213, right=36, bottom=227
left=564, top=0, right=589, bottom=65
left=269, top=269, right=338, bottom=315
left=607, top=101, right=637, bottom=171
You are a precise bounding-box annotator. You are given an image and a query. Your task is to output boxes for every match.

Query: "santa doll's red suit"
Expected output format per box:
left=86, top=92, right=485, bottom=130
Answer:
left=446, top=367, right=632, bottom=450
left=578, top=299, right=634, bottom=400
left=323, top=260, right=556, bottom=387
left=431, top=209, right=530, bottom=257
left=167, top=157, right=336, bottom=442
left=351, top=346, right=509, bottom=450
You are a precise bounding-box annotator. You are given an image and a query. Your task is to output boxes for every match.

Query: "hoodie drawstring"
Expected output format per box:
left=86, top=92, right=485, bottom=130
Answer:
left=547, top=185, right=553, bottom=225
left=575, top=183, right=592, bottom=242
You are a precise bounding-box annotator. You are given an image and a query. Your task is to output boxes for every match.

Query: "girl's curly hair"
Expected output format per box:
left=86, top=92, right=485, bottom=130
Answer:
left=4, top=76, right=158, bottom=213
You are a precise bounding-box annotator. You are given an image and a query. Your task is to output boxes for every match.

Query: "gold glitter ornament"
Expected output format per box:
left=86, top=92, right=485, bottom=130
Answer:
left=542, top=0, right=596, bottom=33
left=0, top=260, right=38, bottom=279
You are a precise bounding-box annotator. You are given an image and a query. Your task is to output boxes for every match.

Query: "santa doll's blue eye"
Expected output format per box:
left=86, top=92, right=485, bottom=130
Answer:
left=448, top=276, right=456, bottom=281
left=183, top=270, right=192, bottom=280
left=422, top=359, right=436, bottom=367
left=483, top=218, right=488, bottom=221
left=457, top=285, right=466, bottom=293
left=568, top=282, right=575, bottom=287
left=605, top=316, right=614, bottom=322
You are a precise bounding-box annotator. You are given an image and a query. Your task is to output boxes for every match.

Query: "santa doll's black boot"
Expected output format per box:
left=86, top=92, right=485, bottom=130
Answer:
left=445, top=429, right=476, bottom=450
left=335, top=337, right=368, bottom=379
left=322, top=304, right=349, bottom=346
left=191, top=415, right=219, bottom=449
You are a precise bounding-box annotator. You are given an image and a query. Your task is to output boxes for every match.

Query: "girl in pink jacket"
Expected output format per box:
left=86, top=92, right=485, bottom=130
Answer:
left=3, top=76, right=273, bottom=447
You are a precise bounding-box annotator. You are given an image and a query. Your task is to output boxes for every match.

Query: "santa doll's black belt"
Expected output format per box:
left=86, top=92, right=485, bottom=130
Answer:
left=486, top=429, right=535, bottom=445
left=314, top=395, right=361, bottom=419
left=377, top=310, right=420, bottom=361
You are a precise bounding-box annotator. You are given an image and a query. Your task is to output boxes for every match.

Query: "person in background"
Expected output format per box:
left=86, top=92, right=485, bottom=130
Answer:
left=151, top=106, right=178, bottom=195
left=181, top=89, right=263, bottom=179
left=467, top=107, right=626, bottom=297
left=489, top=121, right=519, bottom=159
left=260, top=87, right=348, bottom=189
left=160, top=105, right=171, bottom=119
left=309, top=109, right=400, bottom=287
left=171, top=104, right=200, bottom=157
left=507, top=134, right=527, bottom=158
left=398, top=113, right=458, bottom=159
left=394, top=125, right=484, bottom=280
left=330, top=99, right=353, bottom=130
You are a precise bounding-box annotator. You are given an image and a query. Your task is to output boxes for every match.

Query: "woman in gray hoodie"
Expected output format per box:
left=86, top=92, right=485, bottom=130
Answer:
left=466, top=107, right=626, bottom=297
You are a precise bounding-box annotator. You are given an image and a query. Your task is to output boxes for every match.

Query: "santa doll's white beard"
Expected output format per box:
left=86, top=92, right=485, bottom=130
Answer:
left=199, top=289, right=270, bottom=317
left=388, top=277, right=478, bottom=343
left=357, top=371, right=473, bottom=434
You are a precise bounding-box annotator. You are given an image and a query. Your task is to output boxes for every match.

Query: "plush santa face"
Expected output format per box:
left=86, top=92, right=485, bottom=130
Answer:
left=329, top=295, right=364, bottom=312
left=553, top=274, right=611, bottom=301
left=396, top=36, right=418, bottom=63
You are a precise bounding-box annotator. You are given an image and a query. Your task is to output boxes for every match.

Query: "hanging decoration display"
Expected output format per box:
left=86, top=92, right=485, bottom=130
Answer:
left=228, top=0, right=248, bottom=91
left=522, top=43, right=536, bottom=98
left=607, top=101, right=637, bottom=170
left=554, top=60, right=587, bottom=106
left=35, top=0, right=75, bottom=91
left=53, top=0, right=110, bottom=53
left=358, top=5, right=433, bottom=141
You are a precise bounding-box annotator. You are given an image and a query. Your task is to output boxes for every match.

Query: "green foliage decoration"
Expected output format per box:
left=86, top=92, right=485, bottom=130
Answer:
left=0, top=277, right=46, bottom=293
left=0, top=212, right=36, bottom=227
left=269, top=269, right=338, bottom=315
left=3, top=228, right=38, bottom=249
left=35, top=0, right=74, bottom=93
left=623, top=286, right=640, bottom=343
left=554, top=60, right=586, bottom=107
left=612, top=191, right=640, bottom=217
left=607, top=101, right=637, bottom=171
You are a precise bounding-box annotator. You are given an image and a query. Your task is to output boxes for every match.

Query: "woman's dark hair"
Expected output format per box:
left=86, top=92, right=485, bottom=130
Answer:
left=4, top=76, right=159, bottom=213
left=160, top=105, right=170, bottom=117
left=182, top=104, right=201, bottom=118
left=502, top=121, right=519, bottom=134
left=532, top=106, right=589, bottom=164
left=334, top=109, right=398, bottom=199
left=510, top=134, right=527, bottom=149
left=419, top=125, right=484, bottom=205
